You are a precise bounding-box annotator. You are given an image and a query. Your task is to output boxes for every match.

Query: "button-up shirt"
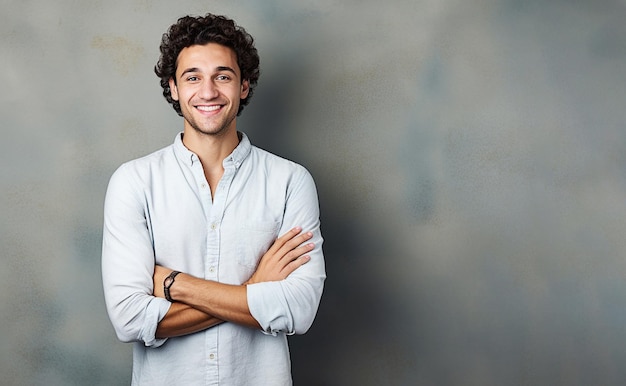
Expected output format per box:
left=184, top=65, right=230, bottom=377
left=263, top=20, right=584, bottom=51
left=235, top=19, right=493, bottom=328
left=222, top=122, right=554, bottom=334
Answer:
left=102, top=132, right=325, bottom=385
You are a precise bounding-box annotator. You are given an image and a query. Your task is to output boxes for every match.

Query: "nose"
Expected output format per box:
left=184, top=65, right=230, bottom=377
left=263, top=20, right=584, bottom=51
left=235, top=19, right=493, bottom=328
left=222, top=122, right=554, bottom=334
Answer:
left=198, top=79, right=219, bottom=100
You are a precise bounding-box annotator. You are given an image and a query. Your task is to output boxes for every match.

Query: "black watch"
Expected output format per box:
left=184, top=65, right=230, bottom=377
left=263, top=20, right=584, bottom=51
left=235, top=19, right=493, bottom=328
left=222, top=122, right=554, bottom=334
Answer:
left=163, top=271, right=181, bottom=302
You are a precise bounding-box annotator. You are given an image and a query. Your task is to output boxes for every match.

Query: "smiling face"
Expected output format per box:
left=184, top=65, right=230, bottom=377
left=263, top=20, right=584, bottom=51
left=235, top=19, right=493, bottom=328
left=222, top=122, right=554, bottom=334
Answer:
left=169, top=43, right=250, bottom=138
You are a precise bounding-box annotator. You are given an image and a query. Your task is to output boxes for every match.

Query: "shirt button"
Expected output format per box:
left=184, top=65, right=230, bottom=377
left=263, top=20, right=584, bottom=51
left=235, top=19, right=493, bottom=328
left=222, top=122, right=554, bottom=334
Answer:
left=210, top=223, right=217, bottom=230
left=209, top=266, right=215, bottom=273
left=201, top=183, right=207, bottom=189
left=209, top=354, right=215, bottom=360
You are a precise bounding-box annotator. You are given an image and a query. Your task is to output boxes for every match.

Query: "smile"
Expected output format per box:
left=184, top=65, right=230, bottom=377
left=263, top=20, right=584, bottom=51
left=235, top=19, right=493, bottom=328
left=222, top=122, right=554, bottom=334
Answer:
left=196, top=105, right=222, bottom=112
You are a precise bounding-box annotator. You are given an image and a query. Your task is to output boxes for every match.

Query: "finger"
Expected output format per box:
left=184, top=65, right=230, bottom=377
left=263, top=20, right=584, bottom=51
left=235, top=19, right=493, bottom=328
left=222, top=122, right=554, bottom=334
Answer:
left=281, top=242, right=315, bottom=263
left=267, top=227, right=303, bottom=253
left=281, top=255, right=311, bottom=276
left=281, top=226, right=303, bottom=240
left=277, top=231, right=313, bottom=256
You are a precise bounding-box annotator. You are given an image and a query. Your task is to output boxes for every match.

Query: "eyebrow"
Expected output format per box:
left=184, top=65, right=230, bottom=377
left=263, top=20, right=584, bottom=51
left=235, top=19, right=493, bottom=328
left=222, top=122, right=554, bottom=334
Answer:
left=180, top=67, right=201, bottom=77
left=180, top=66, right=237, bottom=77
left=216, top=66, right=237, bottom=74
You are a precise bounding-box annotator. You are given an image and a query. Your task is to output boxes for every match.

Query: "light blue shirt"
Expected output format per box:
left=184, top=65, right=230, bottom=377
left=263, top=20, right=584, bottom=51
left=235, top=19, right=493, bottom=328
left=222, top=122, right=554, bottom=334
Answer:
left=102, top=132, right=325, bottom=385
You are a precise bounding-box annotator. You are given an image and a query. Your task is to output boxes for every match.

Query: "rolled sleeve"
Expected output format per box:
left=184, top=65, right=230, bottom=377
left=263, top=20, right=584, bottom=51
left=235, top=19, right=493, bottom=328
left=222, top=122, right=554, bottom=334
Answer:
left=248, top=271, right=325, bottom=335
left=102, top=164, right=168, bottom=347
left=247, top=167, right=326, bottom=335
left=139, top=298, right=171, bottom=347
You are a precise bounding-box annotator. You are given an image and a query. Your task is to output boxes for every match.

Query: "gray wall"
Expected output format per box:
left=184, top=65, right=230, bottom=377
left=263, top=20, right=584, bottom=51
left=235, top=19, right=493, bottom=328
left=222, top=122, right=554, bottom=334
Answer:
left=3, top=0, right=626, bottom=384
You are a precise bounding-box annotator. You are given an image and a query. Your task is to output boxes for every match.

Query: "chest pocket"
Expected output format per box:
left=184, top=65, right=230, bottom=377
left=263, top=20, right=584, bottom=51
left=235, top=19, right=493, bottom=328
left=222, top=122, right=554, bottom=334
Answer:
left=227, top=221, right=280, bottom=280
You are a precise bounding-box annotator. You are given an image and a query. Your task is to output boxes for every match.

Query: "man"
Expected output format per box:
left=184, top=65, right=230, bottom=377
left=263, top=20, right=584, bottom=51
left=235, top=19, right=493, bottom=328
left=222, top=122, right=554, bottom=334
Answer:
left=102, top=13, right=326, bottom=385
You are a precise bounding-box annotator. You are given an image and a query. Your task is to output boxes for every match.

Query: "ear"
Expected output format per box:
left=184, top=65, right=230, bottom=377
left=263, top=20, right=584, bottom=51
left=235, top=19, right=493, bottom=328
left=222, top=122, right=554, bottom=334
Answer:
left=240, top=80, right=250, bottom=100
left=169, top=78, right=179, bottom=101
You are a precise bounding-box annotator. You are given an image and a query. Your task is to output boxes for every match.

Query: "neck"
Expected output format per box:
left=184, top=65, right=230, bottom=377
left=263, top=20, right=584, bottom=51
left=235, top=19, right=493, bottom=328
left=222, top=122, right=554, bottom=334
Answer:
left=182, top=126, right=240, bottom=198
left=182, top=126, right=240, bottom=170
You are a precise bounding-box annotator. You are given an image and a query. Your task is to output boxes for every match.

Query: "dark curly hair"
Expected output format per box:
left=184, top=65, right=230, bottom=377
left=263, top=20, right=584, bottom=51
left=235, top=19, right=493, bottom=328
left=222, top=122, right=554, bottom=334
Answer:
left=154, top=13, right=260, bottom=116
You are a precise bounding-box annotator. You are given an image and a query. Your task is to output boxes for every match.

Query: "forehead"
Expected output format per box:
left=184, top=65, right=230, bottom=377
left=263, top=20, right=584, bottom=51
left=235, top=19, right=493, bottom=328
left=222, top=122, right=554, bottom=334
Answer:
left=175, top=43, right=240, bottom=76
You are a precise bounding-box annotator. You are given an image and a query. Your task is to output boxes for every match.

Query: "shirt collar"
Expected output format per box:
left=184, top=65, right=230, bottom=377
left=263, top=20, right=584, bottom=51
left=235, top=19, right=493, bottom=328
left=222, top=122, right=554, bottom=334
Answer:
left=173, top=131, right=252, bottom=169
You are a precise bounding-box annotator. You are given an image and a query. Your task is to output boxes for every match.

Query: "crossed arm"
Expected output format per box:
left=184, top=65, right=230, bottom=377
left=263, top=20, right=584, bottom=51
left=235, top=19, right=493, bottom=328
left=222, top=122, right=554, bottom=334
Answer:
left=153, top=227, right=315, bottom=338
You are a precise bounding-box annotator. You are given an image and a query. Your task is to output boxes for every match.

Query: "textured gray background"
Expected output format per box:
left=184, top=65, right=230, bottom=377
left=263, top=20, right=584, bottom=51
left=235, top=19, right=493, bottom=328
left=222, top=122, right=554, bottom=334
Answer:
left=3, top=0, right=626, bottom=385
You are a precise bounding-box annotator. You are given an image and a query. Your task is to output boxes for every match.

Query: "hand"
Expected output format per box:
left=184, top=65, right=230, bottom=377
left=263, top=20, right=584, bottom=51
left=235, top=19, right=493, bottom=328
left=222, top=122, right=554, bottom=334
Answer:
left=246, top=227, right=314, bottom=285
left=153, top=265, right=170, bottom=298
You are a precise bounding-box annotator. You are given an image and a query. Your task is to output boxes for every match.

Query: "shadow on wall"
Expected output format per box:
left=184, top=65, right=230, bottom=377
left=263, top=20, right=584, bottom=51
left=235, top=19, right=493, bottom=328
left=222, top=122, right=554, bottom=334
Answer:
left=241, top=52, right=424, bottom=386
left=288, top=192, right=423, bottom=386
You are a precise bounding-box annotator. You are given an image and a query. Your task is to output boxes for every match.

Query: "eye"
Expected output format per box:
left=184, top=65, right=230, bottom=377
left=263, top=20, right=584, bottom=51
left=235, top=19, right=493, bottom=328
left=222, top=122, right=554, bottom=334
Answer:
left=186, top=76, right=200, bottom=82
left=216, top=74, right=231, bottom=82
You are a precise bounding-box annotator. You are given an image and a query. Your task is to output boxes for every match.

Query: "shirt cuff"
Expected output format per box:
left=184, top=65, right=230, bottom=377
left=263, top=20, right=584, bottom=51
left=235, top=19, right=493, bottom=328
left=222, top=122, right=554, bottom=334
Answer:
left=140, top=297, right=171, bottom=348
left=247, top=281, right=292, bottom=336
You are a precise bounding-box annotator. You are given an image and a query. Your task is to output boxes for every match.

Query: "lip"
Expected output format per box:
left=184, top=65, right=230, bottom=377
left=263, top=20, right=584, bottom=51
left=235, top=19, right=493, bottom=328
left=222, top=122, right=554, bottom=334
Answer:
left=194, top=104, right=223, bottom=115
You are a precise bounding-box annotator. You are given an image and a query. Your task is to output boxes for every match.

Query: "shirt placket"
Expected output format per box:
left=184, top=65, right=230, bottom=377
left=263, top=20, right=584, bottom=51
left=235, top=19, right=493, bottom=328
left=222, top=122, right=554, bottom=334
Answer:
left=196, top=156, right=237, bottom=385
left=186, top=154, right=220, bottom=383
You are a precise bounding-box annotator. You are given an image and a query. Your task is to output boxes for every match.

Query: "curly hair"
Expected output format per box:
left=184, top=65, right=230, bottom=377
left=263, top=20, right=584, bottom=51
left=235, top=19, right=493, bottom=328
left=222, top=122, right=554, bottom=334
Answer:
left=154, top=13, right=260, bottom=116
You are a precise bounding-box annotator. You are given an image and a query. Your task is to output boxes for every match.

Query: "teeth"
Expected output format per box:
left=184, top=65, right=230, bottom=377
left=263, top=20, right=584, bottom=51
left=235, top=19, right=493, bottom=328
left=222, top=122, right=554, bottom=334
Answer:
left=197, top=105, right=221, bottom=112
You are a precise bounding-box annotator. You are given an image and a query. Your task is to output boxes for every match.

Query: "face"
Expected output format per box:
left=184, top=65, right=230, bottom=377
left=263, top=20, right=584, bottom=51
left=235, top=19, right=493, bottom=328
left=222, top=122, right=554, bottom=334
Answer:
left=169, top=43, right=250, bottom=137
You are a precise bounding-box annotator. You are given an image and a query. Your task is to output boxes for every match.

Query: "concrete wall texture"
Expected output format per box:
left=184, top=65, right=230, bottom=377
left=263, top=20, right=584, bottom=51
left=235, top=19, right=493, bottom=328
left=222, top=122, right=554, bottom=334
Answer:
left=2, top=0, right=626, bottom=384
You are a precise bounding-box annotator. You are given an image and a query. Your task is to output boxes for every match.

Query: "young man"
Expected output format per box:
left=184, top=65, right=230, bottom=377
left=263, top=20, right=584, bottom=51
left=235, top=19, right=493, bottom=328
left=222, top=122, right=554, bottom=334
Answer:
left=102, top=13, right=326, bottom=385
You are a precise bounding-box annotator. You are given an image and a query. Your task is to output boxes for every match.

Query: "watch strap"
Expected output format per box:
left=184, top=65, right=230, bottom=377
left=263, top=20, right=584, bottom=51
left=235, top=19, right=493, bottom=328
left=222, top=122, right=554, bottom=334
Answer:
left=163, top=271, right=181, bottom=302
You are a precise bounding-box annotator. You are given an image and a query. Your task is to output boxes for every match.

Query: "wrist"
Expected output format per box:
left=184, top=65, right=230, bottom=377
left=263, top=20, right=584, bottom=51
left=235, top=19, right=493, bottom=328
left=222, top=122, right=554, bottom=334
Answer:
left=163, top=271, right=181, bottom=302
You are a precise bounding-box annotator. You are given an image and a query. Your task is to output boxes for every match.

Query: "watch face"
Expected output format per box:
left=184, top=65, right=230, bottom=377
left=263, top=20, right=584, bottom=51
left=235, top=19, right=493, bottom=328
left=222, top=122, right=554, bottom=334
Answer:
left=164, top=271, right=179, bottom=288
